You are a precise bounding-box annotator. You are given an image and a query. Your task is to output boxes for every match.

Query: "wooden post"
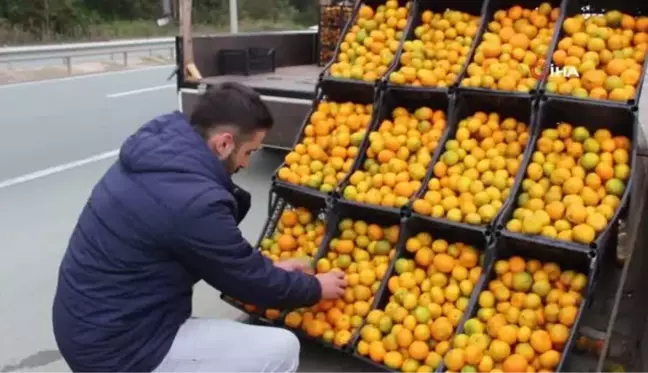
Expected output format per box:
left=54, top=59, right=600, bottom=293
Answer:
left=179, top=0, right=202, bottom=80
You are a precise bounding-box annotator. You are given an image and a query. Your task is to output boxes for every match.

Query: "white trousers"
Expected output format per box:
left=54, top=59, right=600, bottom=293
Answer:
left=153, top=318, right=301, bottom=372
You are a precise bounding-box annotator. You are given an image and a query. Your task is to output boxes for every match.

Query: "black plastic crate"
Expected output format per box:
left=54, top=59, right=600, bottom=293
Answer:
left=319, top=0, right=418, bottom=89
left=407, top=90, right=540, bottom=238
left=349, top=215, right=492, bottom=372
left=219, top=296, right=284, bottom=326
left=335, top=88, right=454, bottom=217
left=456, top=0, right=569, bottom=99
left=277, top=199, right=407, bottom=352
left=436, top=238, right=599, bottom=373
left=220, top=188, right=329, bottom=324
left=272, top=82, right=381, bottom=201
left=495, top=97, right=638, bottom=255
left=217, top=47, right=276, bottom=76
left=538, top=0, right=648, bottom=106
left=383, top=0, right=489, bottom=94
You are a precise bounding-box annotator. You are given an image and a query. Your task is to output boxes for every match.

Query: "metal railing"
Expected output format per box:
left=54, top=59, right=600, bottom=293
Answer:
left=0, top=29, right=318, bottom=75
left=0, top=37, right=175, bottom=73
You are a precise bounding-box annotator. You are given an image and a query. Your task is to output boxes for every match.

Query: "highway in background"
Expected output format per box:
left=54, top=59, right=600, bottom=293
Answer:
left=0, top=67, right=367, bottom=372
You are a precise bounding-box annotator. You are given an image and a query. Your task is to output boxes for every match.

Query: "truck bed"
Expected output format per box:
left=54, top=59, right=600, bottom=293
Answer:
left=200, top=65, right=322, bottom=99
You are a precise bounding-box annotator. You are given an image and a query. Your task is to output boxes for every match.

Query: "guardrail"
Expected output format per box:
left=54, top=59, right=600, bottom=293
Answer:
left=0, top=37, right=175, bottom=73
left=0, top=30, right=319, bottom=74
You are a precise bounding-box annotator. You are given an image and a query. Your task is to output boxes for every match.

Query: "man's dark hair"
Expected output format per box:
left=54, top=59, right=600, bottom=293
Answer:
left=189, top=82, right=274, bottom=139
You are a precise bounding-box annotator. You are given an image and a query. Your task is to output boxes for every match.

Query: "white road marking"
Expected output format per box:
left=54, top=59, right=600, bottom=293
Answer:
left=0, top=149, right=119, bottom=190
left=0, top=65, right=174, bottom=89
left=107, top=84, right=175, bottom=98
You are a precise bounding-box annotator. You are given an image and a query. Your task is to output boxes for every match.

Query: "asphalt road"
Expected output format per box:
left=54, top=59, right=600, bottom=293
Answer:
left=0, top=66, right=367, bottom=372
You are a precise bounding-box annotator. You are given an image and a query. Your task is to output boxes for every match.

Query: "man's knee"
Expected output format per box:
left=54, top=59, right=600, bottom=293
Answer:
left=264, top=328, right=300, bottom=372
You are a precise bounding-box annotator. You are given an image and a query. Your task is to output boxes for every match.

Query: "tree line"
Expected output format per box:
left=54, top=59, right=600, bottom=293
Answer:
left=0, top=0, right=318, bottom=44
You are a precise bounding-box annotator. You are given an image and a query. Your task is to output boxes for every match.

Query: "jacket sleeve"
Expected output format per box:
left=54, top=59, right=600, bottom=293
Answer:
left=172, top=197, right=322, bottom=310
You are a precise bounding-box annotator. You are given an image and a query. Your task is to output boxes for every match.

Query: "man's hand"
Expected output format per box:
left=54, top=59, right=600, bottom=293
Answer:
left=276, top=259, right=346, bottom=300
left=275, top=258, right=347, bottom=300
left=274, top=257, right=313, bottom=273
left=316, top=270, right=347, bottom=300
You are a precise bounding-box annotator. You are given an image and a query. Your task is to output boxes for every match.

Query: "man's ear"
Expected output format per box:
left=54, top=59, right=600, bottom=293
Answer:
left=207, top=132, right=235, bottom=159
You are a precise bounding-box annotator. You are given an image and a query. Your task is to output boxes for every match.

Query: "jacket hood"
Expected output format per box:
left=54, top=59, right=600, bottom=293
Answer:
left=118, top=111, right=234, bottom=190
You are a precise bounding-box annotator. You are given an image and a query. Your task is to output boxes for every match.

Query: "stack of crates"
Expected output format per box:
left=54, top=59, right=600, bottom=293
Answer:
left=318, top=0, right=354, bottom=66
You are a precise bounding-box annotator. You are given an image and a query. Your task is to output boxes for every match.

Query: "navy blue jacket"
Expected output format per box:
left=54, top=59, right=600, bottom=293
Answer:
left=52, top=111, right=321, bottom=372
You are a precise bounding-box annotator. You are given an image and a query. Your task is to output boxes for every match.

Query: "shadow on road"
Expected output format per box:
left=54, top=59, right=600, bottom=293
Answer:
left=0, top=350, right=62, bottom=373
